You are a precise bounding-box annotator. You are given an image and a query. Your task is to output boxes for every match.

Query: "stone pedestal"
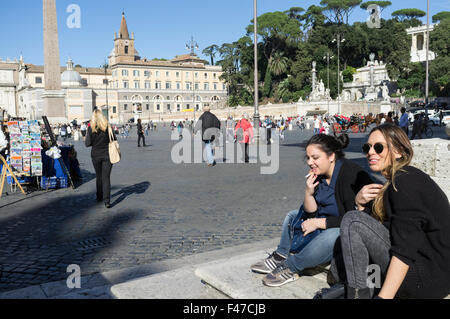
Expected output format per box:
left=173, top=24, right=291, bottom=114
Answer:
left=42, top=90, right=66, bottom=123
left=380, top=101, right=392, bottom=114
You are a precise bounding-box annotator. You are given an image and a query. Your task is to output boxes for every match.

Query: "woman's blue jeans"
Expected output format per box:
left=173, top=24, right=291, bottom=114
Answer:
left=276, top=210, right=340, bottom=274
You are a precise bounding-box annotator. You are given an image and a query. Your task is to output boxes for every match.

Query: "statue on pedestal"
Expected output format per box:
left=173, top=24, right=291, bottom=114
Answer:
left=381, top=83, right=390, bottom=102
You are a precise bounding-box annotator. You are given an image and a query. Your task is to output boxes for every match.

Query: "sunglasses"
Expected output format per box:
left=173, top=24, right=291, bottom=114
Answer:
left=362, top=143, right=385, bottom=155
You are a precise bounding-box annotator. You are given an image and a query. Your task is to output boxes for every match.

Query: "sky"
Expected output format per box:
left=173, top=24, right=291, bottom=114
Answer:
left=0, top=0, right=448, bottom=68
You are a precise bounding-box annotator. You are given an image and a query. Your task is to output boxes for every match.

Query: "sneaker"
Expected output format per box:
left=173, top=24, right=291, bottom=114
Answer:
left=262, top=262, right=299, bottom=287
left=250, top=251, right=285, bottom=274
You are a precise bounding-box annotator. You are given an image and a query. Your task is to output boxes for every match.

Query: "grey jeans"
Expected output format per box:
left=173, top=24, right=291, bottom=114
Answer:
left=335, top=211, right=391, bottom=289
left=331, top=211, right=448, bottom=299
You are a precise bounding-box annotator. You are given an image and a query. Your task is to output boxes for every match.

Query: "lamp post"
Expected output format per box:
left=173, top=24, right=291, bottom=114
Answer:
left=332, top=34, right=345, bottom=114
left=186, top=36, right=199, bottom=122
left=103, top=61, right=109, bottom=119
left=425, top=0, right=430, bottom=115
left=253, top=0, right=260, bottom=144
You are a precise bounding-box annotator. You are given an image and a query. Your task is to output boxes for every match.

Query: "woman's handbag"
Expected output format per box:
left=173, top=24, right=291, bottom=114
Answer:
left=108, top=125, right=121, bottom=164
left=289, top=205, right=320, bottom=254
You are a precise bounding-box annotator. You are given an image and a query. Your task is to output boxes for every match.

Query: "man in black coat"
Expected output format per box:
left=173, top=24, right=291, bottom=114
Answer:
left=137, top=119, right=146, bottom=147
left=193, top=106, right=221, bottom=166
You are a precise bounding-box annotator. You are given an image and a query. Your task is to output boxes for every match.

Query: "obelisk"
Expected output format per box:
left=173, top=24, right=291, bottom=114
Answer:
left=42, top=0, right=66, bottom=123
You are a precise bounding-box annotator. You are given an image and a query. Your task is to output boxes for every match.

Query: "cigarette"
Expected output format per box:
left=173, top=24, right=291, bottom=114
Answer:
left=305, top=173, right=311, bottom=178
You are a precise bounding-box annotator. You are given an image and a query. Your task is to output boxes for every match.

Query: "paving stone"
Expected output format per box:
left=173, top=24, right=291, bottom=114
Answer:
left=2, top=126, right=447, bottom=294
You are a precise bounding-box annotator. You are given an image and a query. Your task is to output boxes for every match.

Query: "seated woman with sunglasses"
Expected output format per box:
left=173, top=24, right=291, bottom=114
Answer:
left=251, top=133, right=374, bottom=287
left=325, top=123, right=450, bottom=299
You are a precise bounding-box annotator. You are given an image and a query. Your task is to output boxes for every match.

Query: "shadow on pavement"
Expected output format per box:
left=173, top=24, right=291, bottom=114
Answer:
left=110, top=181, right=151, bottom=207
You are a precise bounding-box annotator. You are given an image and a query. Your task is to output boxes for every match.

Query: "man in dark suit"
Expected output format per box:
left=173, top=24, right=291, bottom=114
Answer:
left=137, top=119, right=146, bottom=147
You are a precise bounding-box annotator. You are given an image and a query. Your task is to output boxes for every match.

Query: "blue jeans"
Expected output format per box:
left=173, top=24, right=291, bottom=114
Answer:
left=276, top=210, right=340, bottom=274
left=204, top=141, right=215, bottom=164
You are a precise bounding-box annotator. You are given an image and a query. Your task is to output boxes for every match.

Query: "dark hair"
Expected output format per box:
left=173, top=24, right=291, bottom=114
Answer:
left=401, top=107, right=406, bottom=113
left=305, top=133, right=349, bottom=160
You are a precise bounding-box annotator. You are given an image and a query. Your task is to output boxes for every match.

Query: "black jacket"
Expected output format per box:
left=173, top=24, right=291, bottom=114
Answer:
left=194, top=111, right=221, bottom=142
left=85, top=126, right=115, bottom=160
left=137, top=122, right=144, bottom=135
left=383, top=166, right=450, bottom=296
left=306, top=158, right=374, bottom=229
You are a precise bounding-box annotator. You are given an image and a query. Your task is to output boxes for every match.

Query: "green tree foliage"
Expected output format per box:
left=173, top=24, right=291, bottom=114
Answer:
left=320, top=0, right=362, bottom=24
left=302, top=5, right=326, bottom=30
left=430, top=18, right=450, bottom=96
left=284, top=7, right=305, bottom=23
left=209, top=3, right=437, bottom=105
left=342, top=66, right=357, bottom=82
left=392, top=8, right=426, bottom=22
left=397, top=63, right=425, bottom=97
left=268, top=52, right=289, bottom=77
left=263, top=68, right=272, bottom=98
left=432, top=11, right=450, bottom=23
left=246, top=11, right=303, bottom=61
left=202, top=44, right=219, bottom=65
left=360, top=1, right=391, bottom=12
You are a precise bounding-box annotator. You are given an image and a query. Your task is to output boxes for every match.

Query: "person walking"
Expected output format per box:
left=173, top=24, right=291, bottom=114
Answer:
left=325, top=124, right=450, bottom=299
left=177, top=121, right=184, bottom=140
left=410, top=113, right=423, bottom=140
left=251, top=133, right=373, bottom=287
left=80, top=122, right=87, bottom=141
left=313, top=115, right=321, bottom=135
left=399, top=107, right=409, bottom=136
left=85, top=109, right=116, bottom=208
left=439, top=110, right=444, bottom=127
left=137, top=119, right=146, bottom=147
left=193, top=106, right=221, bottom=166
left=60, top=124, right=67, bottom=142
left=234, top=113, right=254, bottom=163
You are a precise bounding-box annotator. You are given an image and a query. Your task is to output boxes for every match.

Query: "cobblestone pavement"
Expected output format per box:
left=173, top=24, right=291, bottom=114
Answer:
left=0, top=124, right=448, bottom=292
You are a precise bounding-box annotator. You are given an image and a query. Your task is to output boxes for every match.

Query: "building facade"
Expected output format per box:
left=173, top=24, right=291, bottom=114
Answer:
left=3, top=13, right=227, bottom=124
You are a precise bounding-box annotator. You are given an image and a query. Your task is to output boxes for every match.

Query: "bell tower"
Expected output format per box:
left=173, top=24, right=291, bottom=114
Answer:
left=110, top=13, right=140, bottom=65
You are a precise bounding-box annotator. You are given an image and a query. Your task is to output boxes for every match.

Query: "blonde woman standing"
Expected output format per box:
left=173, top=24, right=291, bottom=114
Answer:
left=85, top=109, right=116, bottom=208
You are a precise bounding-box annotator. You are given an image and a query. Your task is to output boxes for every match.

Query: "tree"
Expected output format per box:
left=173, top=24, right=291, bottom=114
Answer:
left=392, top=8, right=426, bottom=22
left=202, top=44, right=219, bottom=65
left=360, top=1, right=391, bottom=12
left=284, top=6, right=304, bottom=22
left=276, top=78, right=292, bottom=102
left=246, top=11, right=303, bottom=61
left=342, top=66, right=357, bottom=82
left=432, top=11, right=450, bottom=23
left=320, top=0, right=363, bottom=25
left=268, top=52, right=289, bottom=77
left=430, top=18, right=450, bottom=96
left=302, top=5, right=326, bottom=31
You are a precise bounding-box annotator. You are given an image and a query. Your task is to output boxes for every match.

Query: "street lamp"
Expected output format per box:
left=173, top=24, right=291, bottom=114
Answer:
left=332, top=34, right=345, bottom=114
left=186, top=36, right=199, bottom=122
left=425, top=0, right=430, bottom=115
left=103, top=61, right=109, bottom=119
left=253, top=0, right=260, bottom=144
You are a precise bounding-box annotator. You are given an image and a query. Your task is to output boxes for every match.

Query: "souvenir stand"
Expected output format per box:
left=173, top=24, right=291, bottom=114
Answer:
left=3, top=120, right=43, bottom=194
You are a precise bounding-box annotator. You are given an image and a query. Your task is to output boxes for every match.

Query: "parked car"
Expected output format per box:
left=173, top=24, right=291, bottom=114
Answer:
left=441, top=110, right=450, bottom=126
left=408, top=100, right=426, bottom=108
left=428, top=114, right=441, bottom=126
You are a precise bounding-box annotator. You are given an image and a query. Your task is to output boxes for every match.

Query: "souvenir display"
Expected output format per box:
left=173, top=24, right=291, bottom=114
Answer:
left=7, top=120, right=43, bottom=176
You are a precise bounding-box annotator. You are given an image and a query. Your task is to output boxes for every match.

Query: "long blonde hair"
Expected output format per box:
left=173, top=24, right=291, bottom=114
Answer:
left=370, top=124, right=414, bottom=222
left=90, top=109, right=108, bottom=133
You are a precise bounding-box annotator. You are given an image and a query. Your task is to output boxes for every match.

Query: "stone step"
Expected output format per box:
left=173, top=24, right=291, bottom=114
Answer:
left=194, top=249, right=330, bottom=299
left=110, top=266, right=228, bottom=299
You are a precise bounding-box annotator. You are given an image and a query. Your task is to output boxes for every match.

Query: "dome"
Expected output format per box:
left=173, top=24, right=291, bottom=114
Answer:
left=61, top=59, right=82, bottom=86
